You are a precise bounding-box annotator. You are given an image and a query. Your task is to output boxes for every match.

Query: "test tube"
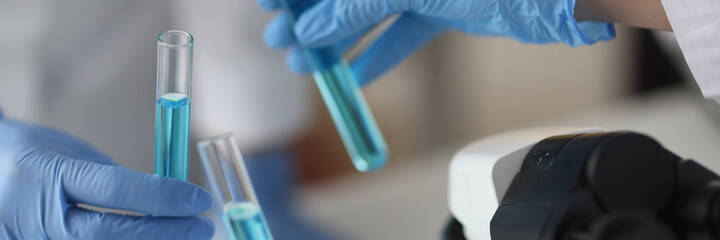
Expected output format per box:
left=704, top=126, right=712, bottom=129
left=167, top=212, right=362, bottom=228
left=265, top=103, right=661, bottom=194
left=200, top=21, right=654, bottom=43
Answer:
left=197, top=134, right=273, bottom=240
left=155, top=30, right=193, bottom=180
left=280, top=0, right=388, bottom=172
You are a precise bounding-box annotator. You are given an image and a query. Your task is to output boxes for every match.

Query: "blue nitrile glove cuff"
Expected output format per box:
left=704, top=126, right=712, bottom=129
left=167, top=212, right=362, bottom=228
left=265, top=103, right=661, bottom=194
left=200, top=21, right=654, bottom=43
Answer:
left=563, top=0, right=616, bottom=47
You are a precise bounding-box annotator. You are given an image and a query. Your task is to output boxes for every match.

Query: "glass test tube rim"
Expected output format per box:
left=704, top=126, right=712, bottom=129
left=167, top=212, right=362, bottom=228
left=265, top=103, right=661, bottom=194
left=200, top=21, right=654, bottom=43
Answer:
left=157, top=30, right=194, bottom=48
left=197, top=133, right=260, bottom=206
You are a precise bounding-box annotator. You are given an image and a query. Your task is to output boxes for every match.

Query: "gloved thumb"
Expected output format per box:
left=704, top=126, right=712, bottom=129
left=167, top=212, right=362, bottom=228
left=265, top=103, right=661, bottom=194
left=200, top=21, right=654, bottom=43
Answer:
left=56, top=155, right=213, bottom=216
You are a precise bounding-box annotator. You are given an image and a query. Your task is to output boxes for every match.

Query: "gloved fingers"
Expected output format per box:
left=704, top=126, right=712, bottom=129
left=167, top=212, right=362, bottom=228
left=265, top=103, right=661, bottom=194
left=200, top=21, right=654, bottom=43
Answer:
left=68, top=150, right=115, bottom=166
left=42, top=129, right=115, bottom=165
left=256, top=0, right=281, bottom=11
left=283, top=28, right=369, bottom=73
left=60, top=158, right=212, bottom=216
left=294, top=0, right=419, bottom=47
left=63, top=207, right=214, bottom=240
left=0, top=120, right=116, bottom=165
left=40, top=128, right=116, bottom=165
left=285, top=47, right=310, bottom=73
left=264, top=12, right=295, bottom=49
left=351, top=14, right=447, bottom=86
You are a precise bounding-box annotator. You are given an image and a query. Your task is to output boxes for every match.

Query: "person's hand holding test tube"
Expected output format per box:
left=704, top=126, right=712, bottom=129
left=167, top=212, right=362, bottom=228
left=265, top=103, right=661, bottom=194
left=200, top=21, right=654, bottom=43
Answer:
left=260, top=0, right=615, bottom=83
left=0, top=113, right=214, bottom=240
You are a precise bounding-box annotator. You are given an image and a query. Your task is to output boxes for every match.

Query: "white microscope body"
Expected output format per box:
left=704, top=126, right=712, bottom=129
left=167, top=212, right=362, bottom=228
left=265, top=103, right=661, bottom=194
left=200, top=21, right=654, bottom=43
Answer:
left=447, top=127, right=602, bottom=240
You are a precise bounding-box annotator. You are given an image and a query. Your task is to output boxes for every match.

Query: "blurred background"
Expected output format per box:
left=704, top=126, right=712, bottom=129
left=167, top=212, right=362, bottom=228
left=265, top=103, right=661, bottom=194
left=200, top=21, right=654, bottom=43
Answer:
left=294, top=26, right=720, bottom=239
left=2, top=0, right=720, bottom=239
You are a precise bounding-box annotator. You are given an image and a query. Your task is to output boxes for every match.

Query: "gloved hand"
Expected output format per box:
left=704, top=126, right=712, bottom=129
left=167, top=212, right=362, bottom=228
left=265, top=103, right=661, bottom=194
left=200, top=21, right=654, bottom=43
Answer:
left=0, top=111, right=214, bottom=240
left=260, top=0, right=615, bottom=86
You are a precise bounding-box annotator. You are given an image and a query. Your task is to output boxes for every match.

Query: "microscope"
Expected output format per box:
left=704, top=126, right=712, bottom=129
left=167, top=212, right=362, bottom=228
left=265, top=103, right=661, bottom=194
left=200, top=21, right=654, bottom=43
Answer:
left=444, top=127, right=720, bottom=240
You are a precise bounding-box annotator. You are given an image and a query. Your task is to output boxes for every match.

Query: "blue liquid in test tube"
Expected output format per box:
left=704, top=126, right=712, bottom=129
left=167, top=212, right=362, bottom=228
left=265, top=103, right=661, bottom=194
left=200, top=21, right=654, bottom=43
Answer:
left=154, top=30, right=194, bottom=180
left=280, top=0, right=388, bottom=172
left=223, top=202, right=272, bottom=240
left=155, top=93, right=191, bottom=180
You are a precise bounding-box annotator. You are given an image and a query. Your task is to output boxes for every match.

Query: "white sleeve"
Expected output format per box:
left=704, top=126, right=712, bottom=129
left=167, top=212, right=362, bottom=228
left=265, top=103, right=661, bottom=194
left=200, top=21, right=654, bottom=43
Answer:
left=661, top=0, right=720, bottom=101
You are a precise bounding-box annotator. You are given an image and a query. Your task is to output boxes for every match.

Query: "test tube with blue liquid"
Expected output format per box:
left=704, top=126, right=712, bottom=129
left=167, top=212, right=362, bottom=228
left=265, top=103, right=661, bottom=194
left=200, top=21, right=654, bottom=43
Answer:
left=155, top=30, right=193, bottom=180
left=197, top=134, right=273, bottom=240
left=279, top=0, right=388, bottom=172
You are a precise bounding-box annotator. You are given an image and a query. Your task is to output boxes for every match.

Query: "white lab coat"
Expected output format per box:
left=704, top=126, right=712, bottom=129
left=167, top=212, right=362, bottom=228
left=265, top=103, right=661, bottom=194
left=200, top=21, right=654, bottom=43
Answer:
left=661, top=0, right=720, bottom=102
left=0, top=0, right=310, bottom=174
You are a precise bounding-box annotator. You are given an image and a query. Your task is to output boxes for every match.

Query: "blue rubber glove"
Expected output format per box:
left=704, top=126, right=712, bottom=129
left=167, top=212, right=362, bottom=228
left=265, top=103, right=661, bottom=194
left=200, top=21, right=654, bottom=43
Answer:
left=260, top=0, right=615, bottom=86
left=0, top=112, right=214, bottom=239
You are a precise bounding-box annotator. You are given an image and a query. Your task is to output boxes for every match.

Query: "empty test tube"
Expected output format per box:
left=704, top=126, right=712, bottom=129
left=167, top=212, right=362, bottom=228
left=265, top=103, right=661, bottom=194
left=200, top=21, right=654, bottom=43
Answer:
left=155, top=30, right=193, bottom=180
left=280, top=0, right=388, bottom=172
left=197, top=134, right=273, bottom=240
